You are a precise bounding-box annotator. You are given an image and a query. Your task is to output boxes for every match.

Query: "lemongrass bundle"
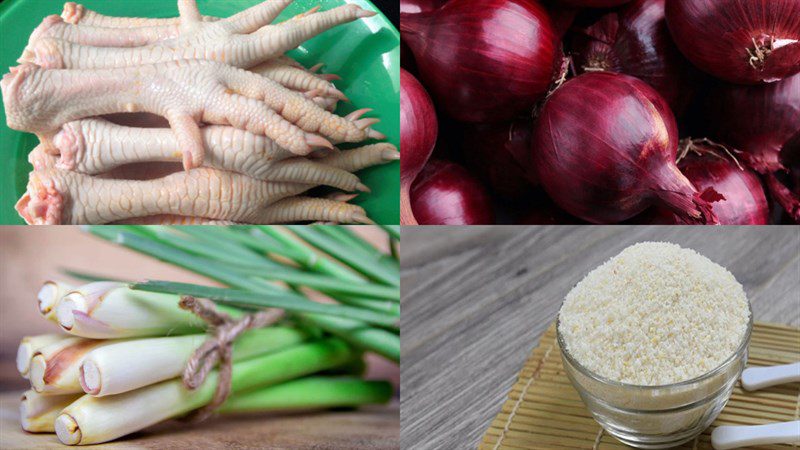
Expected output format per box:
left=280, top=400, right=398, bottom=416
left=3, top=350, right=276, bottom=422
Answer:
left=17, top=334, right=68, bottom=379
left=20, top=390, right=82, bottom=433
left=56, top=338, right=353, bottom=445
left=29, top=337, right=115, bottom=394
left=55, top=282, right=210, bottom=338
left=37, top=280, right=74, bottom=322
left=80, top=326, right=308, bottom=396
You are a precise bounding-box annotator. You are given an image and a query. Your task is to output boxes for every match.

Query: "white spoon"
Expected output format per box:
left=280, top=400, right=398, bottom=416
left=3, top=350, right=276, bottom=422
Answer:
left=741, top=362, right=800, bottom=391
left=711, top=421, right=800, bottom=450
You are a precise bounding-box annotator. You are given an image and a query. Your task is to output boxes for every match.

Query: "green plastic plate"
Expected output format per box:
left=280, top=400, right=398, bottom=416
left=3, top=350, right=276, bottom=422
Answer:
left=0, top=0, right=399, bottom=224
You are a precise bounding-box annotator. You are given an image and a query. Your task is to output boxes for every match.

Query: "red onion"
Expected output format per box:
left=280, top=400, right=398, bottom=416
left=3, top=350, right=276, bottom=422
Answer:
left=559, top=0, right=631, bottom=6
left=401, top=40, right=417, bottom=74
left=533, top=71, right=719, bottom=224
left=652, top=142, right=769, bottom=224
left=705, top=73, right=800, bottom=173
left=665, top=0, right=800, bottom=84
left=462, top=119, right=536, bottom=200
left=401, top=0, right=557, bottom=122
left=400, top=68, right=438, bottom=225
left=571, top=0, right=695, bottom=114
left=704, top=73, right=800, bottom=221
left=411, top=160, right=495, bottom=224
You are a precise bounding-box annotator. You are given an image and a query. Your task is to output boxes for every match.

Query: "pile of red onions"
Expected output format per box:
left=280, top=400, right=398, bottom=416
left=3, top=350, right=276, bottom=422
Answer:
left=400, top=69, right=437, bottom=225
left=665, top=0, right=800, bottom=84
left=401, top=0, right=557, bottom=122
left=399, top=0, right=800, bottom=224
left=411, top=160, right=495, bottom=225
left=571, top=0, right=695, bottom=113
left=533, top=72, right=717, bottom=224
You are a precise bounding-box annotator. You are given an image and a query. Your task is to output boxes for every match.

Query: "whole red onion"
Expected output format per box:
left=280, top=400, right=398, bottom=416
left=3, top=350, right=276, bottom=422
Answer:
left=559, top=0, right=631, bottom=6
left=400, top=69, right=438, bottom=225
left=533, top=72, right=718, bottom=224
left=704, top=73, right=800, bottom=221
left=411, top=160, right=495, bottom=224
left=401, top=0, right=557, bottom=122
left=652, top=143, right=769, bottom=224
left=571, top=0, right=695, bottom=114
left=462, top=119, right=535, bottom=200
left=705, top=73, right=800, bottom=173
left=665, top=0, right=800, bottom=84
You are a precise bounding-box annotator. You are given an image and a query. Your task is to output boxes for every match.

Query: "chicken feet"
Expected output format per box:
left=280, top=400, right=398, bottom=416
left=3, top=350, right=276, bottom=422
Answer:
left=24, top=2, right=375, bottom=70
left=2, top=61, right=382, bottom=170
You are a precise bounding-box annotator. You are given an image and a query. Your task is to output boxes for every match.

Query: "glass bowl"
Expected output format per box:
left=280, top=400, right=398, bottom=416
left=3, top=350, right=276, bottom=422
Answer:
left=556, top=306, right=753, bottom=449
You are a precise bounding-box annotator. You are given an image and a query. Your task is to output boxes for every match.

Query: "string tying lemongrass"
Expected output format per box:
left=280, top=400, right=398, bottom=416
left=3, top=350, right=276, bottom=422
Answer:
left=37, top=280, right=74, bottom=322
left=20, top=390, right=82, bottom=433
left=29, top=337, right=115, bottom=394
left=55, top=282, right=210, bottom=338
left=16, top=334, right=67, bottom=379
left=177, top=296, right=284, bottom=421
left=79, top=326, right=308, bottom=397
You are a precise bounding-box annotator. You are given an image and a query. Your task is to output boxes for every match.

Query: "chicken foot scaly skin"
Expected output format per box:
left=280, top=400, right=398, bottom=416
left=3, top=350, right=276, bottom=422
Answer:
left=62, top=2, right=217, bottom=28
left=51, top=119, right=373, bottom=191
left=252, top=57, right=342, bottom=112
left=15, top=167, right=370, bottom=225
left=26, top=3, right=376, bottom=70
left=1, top=61, right=382, bottom=169
left=112, top=215, right=237, bottom=225
left=28, top=15, right=179, bottom=48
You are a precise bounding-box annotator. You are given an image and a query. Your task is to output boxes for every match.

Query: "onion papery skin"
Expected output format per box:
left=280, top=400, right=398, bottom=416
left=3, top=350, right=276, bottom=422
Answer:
left=533, top=72, right=718, bottom=224
left=463, top=119, right=535, bottom=201
left=401, top=0, right=557, bottom=123
left=571, top=0, right=695, bottom=114
left=705, top=73, right=800, bottom=174
left=400, top=0, right=447, bottom=14
left=411, top=160, right=495, bottom=225
left=653, top=153, right=769, bottom=225
left=665, top=0, right=800, bottom=84
left=559, top=0, right=631, bottom=6
left=400, top=69, right=438, bottom=225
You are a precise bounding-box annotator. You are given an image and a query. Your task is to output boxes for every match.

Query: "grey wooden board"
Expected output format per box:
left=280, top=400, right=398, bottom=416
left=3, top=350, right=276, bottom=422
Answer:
left=399, top=226, right=800, bottom=450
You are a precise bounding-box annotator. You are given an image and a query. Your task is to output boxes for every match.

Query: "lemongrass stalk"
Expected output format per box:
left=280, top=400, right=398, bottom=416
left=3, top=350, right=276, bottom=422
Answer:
left=55, top=338, right=353, bottom=445
left=37, top=280, right=74, bottom=322
left=336, top=296, right=401, bottom=316
left=29, top=338, right=115, bottom=394
left=131, top=281, right=397, bottom=327
left=301, top=314, right=400, bottom=363
left=80, top=326, right=308, bottom=396
left=86, top=228, right=286, bottom=295
left=380, top=225, right=400, bottom=240
left=54, top=282, right=212, bottom=338
left=17, top=334, right=68, bottom=379
left=288, top=227, right=399, bottom=287
left=218, top=377, right=392, bottom=414
left=20, top=390, right=82, bottom=433
left=254, top=226, right=365, bottom=282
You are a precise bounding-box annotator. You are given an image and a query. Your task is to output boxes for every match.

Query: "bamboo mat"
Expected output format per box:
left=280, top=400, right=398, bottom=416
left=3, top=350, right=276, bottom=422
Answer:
left=480, top=321, right=800, bottom=450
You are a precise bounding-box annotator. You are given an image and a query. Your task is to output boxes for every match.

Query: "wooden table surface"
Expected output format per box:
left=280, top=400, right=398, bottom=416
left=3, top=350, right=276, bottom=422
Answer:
left=0, top=393, right=398, bottom=449
left=399, top=226, right=800, bottom=450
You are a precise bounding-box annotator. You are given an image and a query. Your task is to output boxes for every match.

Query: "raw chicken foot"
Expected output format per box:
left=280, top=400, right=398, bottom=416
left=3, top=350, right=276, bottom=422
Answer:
left=49, top=119, right=393, bottom=191
left=62, top=2, right=217, bottom=28
left=25, top=2, right=375, bottom=70
left=15, top=167, right=370, bottom=225
left=1, top=61, right=382, bottom=170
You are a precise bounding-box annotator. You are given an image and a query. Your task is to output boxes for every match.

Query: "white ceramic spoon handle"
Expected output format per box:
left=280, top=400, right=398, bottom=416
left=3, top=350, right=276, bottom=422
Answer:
left=741, top=362, right=800, bottom=391
left=711, top=421, right=800, bottom=450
